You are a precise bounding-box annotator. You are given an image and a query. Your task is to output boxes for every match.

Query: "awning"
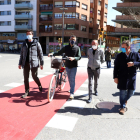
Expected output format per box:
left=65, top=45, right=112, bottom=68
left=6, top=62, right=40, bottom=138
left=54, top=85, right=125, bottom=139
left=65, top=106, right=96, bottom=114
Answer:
left=41, top=12, right=53, bottom=15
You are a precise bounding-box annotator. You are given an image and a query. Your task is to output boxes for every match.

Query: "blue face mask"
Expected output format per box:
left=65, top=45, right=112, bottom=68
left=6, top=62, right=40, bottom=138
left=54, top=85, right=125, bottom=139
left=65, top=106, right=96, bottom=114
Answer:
left=70, top=40, right=75, bottom=45
left=27, top=35, right=32, bottom=40
left=121, top=48, right=126, bottom=53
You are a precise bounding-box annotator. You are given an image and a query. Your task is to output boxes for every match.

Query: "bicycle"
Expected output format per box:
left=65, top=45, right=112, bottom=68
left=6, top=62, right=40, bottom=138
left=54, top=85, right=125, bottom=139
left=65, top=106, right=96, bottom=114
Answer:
left=48, top=55, right=68, bottom=102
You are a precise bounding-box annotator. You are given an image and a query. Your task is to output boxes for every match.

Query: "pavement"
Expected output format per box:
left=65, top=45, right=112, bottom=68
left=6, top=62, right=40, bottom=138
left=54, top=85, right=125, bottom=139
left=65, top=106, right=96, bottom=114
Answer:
left=1, top=53, right=140, bottom=140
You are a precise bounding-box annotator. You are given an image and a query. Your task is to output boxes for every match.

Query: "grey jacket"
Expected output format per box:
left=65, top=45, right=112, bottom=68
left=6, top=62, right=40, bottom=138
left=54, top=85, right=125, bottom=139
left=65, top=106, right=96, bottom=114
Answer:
left=19, top=39, right=44, bottom=68
left=87, top=48, right=105, bottom=70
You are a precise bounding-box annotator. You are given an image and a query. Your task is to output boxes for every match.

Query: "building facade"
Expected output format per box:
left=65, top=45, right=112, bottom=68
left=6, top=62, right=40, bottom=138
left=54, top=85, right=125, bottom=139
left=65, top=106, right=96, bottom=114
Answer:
left=37, top=0, right=108, bottom=54
left=108, top=0, right=140, bottom=50
left=0, top=0, right=37, bottom=51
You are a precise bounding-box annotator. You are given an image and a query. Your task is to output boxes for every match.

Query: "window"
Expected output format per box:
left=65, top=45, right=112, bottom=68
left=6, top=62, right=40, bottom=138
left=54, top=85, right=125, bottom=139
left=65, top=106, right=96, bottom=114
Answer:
left=7, top=11, right=11, bottom=15
left=7, top=0, right=11, bottom=4
left=90, top=18, right=93, bottom=23
left=76, top=1, right=80, bottom=7
left=98, top=10, right=101, bottom=15
left=65, top=1, right=76, bottom=7
left=76, top=13, right=79, bottom=19
left=55, top=2, right=63, bottom=7
left=0, top=21, right=11, bottom=26
left=0, top=21, right=5, bottom=26
left=82, top=4, right=87, bottom=10
left=105, top=4, right=108, bottom=9
left=81, top=14, right=87, bottom=21
left=65, top=13, right=75, bottom=18
left=7, top=21, right=11, bottom=25
left=0, top=11, right=4, bottom=15
left=54, top=24, right=62, bottom=30
left=81, top=26, right=86, bottom=32
left=90, top=0, right=93, bottom=3
left=97, top=20, right=100, bottom=25
left=54, top=13, right=62, bottom=18
left=104, top=22, right=107, bottom=27
left=66, top=24, right=79, bottom=30
left=104, top=13, right=107, bottom=18
left=98, top=1, right=101, bottom=6
left=0, top=1, right=4, bottom=5
left=90, top=8, right=93, bottom=13
left=89, top=28, right=93, bottom=33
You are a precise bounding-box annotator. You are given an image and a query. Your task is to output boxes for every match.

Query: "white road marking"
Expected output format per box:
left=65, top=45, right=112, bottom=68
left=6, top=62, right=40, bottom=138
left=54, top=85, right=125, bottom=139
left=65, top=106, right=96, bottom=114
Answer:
left=0, top=90, right=5, bottom=93
left=38, top=75, right=46, bottom=78
left=4, top=83, right=23, bottom=87
left=44, top=72, right=53, bottom=75
left=63, top=99, right=86, bottom=109
left=46, top=114, right=78, bottom=131
left=74, top=90, right=88, bottom=96
left=0, top=55, right=2, bottom=58
left=22, top=78, right=34, bottom=82
left=80, top=84, right=88, bottom=88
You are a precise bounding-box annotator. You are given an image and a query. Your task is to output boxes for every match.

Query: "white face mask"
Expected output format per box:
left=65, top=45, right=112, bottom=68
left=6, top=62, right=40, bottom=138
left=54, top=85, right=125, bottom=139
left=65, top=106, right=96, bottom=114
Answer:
left=92, top=45, right=97, bottom=50
left=27, top=35, right=33, bottom=40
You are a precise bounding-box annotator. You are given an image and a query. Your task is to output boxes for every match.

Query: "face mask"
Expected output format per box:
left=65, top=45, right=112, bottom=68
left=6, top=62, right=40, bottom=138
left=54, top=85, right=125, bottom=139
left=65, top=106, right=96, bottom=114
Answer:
left=121, top=48, right=126, bottom=53
left=92, top=45, right=97, bottom=50
left=70, top=40, right=75, bottom=45
left=27, top=35, right=32, bottom=40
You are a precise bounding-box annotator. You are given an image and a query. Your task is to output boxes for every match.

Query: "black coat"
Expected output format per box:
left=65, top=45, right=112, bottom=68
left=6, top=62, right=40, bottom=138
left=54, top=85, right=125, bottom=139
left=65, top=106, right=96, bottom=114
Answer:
left=114, top=52, right=140, bottom=90
left=19, top=39, right=44, bottom=68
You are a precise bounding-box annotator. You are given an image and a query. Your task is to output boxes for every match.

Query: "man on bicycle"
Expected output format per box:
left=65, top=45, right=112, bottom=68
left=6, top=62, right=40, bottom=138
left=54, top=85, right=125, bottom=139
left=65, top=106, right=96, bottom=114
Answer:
left=48, top=35, right=81, bottom=99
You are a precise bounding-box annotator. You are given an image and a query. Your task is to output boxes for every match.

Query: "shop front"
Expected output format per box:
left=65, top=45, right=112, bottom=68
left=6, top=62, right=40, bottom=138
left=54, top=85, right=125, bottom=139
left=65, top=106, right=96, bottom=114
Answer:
left=78, top=43, right=91, bottom=56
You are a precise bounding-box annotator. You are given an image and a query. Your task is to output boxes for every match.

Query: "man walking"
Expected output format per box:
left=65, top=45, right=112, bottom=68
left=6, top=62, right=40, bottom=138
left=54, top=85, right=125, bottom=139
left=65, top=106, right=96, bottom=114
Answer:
left=87, top=40, right=105, bottom=103
left=48, top=35, right=81, bottom=99
left=18, top=30, right=44, bottom=98
left=114, top=40, right=140, bottom=115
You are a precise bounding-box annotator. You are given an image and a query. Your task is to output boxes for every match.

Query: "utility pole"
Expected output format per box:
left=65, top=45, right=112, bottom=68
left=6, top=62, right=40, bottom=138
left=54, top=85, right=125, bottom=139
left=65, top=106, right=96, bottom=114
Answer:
left=60, top=7, right=68, bottom=49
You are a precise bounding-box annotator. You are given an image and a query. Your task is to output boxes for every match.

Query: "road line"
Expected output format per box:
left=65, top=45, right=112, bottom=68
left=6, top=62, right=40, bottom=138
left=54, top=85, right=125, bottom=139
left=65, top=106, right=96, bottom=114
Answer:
left=46, top=114, right=78, bottom=131
left=4, top=82, right=23, bottom=87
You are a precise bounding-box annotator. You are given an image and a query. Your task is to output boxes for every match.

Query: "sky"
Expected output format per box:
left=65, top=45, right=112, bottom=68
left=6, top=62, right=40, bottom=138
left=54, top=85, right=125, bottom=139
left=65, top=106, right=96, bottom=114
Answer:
left=107, top=0, right=122, bottom=26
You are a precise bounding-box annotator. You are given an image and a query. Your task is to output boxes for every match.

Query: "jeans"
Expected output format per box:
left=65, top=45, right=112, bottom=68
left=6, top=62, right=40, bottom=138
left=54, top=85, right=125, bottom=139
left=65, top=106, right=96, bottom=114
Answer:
left=66, top=67, right=77, bottom=95
left=88, top=68, right=100, bottom=99
left=106, top=61, right=111, bottom=68
left=120, top=90, right=135, bottom=108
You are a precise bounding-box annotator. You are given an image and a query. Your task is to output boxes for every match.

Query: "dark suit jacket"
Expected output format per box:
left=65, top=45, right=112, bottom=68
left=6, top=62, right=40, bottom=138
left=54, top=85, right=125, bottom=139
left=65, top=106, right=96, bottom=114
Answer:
left=19, top=39, right=44, bottom=68
left=114, top=52, right=140, bottom=90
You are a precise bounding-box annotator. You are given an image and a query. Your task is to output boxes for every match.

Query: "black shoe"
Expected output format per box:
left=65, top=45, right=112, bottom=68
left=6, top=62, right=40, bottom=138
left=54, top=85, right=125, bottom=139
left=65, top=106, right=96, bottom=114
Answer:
left=87, top=98, right=92, bottom=103
left=39, top=86, right=42, bottom=92
left=21, top=92, right=29, bottom=98
left=95, top=92, right=98, bottom=96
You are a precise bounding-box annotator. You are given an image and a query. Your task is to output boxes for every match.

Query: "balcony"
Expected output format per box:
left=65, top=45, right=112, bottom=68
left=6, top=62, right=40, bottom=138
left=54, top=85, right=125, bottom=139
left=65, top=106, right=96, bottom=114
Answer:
left=40, top=17, right=53, bottom=22
left=39, top=28, right=52, bottom=33
left=15, top=25, right=32, bottom=30
left=15, top=3, right=33, bottom=10
left=15, top=15, right=33, bottom=20
left=40, top=6, right=53, bottom=12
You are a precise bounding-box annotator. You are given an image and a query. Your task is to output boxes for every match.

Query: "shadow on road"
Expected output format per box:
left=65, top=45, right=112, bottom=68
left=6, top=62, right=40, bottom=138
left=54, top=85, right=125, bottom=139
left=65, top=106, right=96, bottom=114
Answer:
left=55, top=104, right=120, bottom=116
left=112, top=92, right=140, bottom=97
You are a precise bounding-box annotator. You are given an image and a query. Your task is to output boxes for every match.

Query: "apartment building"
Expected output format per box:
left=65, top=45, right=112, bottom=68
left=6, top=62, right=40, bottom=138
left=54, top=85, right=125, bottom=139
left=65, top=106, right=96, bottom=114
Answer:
left=108, top=0, right=140, bottom=48
left=0, top=0, right=37, bottom=51
left=37, top=0, right=108, bottom=54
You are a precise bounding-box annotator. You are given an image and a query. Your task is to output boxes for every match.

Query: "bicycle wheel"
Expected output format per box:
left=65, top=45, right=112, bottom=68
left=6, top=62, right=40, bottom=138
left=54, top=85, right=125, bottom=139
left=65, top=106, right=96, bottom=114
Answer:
left=60, top=70, right=67, bottom=91
left=48, top=75, right=57, bottom=102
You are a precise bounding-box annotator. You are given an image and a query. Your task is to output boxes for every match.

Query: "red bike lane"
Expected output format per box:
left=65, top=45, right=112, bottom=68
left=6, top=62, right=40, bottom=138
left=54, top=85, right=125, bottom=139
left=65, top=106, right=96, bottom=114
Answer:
left=0, top=69, right=88, bottom=140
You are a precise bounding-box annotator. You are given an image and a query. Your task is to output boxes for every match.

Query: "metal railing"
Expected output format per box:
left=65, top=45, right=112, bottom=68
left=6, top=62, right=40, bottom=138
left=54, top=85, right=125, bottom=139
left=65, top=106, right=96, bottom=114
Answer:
left=15, top=25, right=32, bottom=30
left=15, top=3, right=33, bottom=9
left=15, top=14, right=33, bottom=19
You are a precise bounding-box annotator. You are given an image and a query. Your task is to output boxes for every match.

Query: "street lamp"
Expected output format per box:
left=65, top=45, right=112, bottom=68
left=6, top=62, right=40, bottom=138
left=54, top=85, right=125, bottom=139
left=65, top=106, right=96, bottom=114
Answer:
left=60, top=7, right=68, bottom=48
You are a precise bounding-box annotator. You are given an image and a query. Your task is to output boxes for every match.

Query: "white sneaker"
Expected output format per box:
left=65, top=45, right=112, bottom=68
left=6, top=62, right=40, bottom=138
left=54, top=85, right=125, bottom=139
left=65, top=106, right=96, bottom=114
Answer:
left=69, top=94, right=74, bottom=99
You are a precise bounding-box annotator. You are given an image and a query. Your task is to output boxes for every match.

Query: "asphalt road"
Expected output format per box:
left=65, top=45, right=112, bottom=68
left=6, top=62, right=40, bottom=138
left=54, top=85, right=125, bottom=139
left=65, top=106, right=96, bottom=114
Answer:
left=1, top=53, right=140, bottom=140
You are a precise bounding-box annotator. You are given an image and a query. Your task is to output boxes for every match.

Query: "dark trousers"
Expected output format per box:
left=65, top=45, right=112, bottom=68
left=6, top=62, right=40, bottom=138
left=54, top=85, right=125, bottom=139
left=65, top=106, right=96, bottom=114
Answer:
left=87, top=67, right=100, bottom=99
left=23, top=62, right=41, bottom=93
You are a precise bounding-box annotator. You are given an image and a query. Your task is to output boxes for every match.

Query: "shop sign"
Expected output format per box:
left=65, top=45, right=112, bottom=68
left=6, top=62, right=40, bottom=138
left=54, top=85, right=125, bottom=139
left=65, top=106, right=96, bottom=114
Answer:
left=49, top=42, right=59, bottom=45
left=7, top=40, right=14, bottom=44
